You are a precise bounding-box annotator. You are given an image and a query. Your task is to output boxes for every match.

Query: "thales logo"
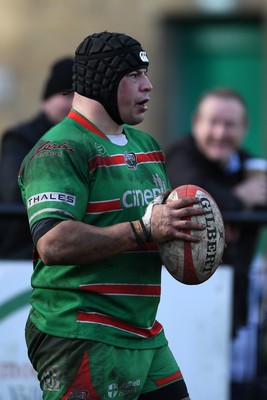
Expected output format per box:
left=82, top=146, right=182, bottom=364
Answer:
left=27, top=192, right=76, bottom=208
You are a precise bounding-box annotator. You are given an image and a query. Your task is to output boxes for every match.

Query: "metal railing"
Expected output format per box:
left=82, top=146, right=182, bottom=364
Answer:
left=1, top=202, right=267, bottom=387
left=0, top=202, right=26, bottom=216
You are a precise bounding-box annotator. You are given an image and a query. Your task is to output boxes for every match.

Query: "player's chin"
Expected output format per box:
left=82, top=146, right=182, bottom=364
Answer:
left=126, top=113, right=145, bottom=126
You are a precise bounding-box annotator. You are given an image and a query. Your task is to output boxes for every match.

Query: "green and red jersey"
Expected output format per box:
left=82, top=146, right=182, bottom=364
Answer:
left=19, top=109, right=171, bottom=349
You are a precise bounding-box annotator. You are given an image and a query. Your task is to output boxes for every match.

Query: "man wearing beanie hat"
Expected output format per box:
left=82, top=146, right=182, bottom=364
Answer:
left=0, top=57, right=74, bottom=259
left=19, top=32, right=206, bottom=400
left=42, top=57, right=74, bottom=101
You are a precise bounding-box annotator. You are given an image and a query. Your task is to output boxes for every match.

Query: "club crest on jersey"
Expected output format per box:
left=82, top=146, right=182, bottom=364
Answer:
left=124, top=152, right=137, bottom=169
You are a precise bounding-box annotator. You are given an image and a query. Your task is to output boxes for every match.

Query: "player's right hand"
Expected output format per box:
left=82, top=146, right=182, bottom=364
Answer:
left=151, top=196, right=207, bottom=243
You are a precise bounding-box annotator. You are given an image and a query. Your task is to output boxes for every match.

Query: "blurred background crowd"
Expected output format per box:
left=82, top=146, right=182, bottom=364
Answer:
left=1, top=1, right=267, bottom=399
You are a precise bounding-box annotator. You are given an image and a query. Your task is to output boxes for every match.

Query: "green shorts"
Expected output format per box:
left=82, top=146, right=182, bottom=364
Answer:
left=26, top=318, right=188, bottom=400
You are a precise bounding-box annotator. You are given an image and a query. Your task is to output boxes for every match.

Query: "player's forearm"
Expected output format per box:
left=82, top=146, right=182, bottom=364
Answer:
left=36, top=219, right=138, bottom=265
left=36, top=196, right=206, bottom=266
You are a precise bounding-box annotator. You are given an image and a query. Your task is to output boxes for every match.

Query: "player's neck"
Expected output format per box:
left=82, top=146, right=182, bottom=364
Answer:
left=72, top=94, right=123, bottom=135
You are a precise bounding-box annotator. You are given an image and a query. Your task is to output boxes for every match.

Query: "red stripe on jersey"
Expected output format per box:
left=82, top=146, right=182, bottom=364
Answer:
left=68, top=109, right=108, bottom=140
left=77, top=312, right=163, bottom=338
left=87, top=199, right=122, bottom=213
left=136, top=151, right=165, bottom=163
left=88, top=151, right=165, bottom=171
left=88, top=154, right=125, bottom=171
left=155, top=371, right=183, bottom=387
left=79, top=283, right=161, bottom=296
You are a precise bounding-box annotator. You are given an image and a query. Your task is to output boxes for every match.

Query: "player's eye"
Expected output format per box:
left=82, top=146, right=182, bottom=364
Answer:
left=128, top=72, right=138, bottom=78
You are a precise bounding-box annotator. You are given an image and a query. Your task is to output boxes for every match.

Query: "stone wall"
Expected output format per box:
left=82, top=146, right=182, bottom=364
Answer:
left=0, top=0, right=265, bottom=147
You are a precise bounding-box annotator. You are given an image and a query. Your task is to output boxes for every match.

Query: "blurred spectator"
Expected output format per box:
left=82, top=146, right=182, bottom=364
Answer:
left=165, top=87, right=267, bottom=399
left=165, top=87, right=267, bottom=337
left=0, top=57, right=74, bottom=259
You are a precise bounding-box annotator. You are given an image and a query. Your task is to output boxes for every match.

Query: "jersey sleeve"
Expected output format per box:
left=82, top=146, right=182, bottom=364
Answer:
left=19, top=136, right=90, bottom=228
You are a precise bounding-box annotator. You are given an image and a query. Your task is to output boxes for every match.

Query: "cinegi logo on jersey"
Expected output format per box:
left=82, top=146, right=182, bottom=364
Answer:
left=153, top=173, right=166, bottom=192
left=27, top=192, right=76, bottom=208
left=122, top=174, right=167, bottom=208
left=124, top=152, right=137, bottom=169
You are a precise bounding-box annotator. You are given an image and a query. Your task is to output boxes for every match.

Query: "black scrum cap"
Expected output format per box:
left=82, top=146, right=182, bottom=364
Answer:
left=73, top=31, right=149, bottom=124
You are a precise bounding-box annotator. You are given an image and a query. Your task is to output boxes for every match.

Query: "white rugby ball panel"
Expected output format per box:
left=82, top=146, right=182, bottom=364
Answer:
left=159, top=185, right=225, bottom=285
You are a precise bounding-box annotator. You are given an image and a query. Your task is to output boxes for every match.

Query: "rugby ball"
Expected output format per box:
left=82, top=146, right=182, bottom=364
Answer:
left=158, top=185, right=225, bottom=285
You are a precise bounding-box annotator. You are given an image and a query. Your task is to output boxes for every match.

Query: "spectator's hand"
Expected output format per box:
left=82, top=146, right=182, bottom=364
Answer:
left=233, top=176, right=267, bottom=208
left=151, top=197, right=206, bottom=243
